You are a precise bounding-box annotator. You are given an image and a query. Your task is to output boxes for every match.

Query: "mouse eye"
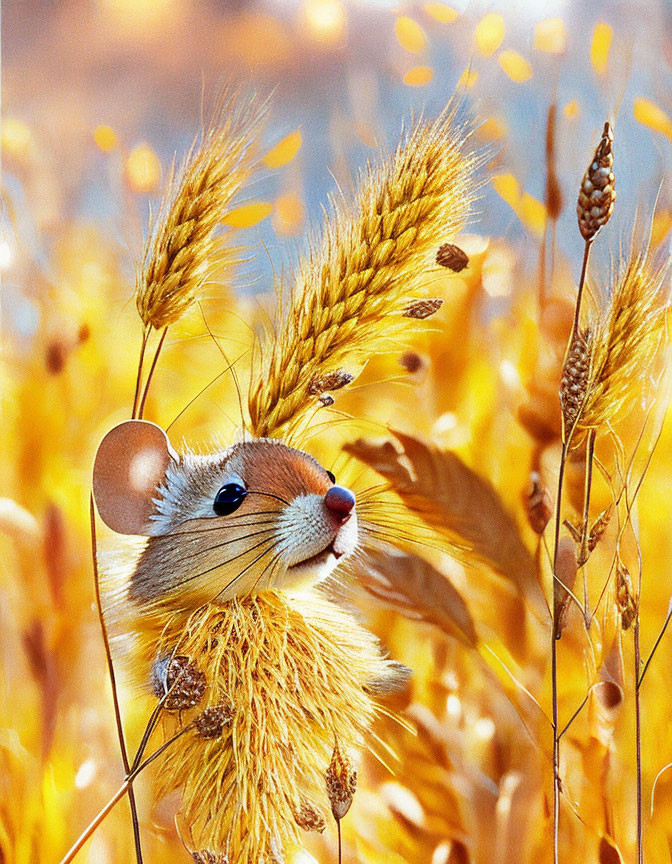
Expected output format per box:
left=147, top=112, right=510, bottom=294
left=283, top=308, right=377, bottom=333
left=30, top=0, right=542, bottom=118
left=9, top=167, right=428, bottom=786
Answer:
left=326, top=470, right=336, bottom=484
left=213, top=483, right=247, bottom=516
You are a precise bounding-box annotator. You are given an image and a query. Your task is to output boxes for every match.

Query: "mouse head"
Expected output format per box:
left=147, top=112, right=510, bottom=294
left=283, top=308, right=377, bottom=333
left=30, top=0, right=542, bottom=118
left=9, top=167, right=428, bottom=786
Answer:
left=93, top=420, right=358, bottom=608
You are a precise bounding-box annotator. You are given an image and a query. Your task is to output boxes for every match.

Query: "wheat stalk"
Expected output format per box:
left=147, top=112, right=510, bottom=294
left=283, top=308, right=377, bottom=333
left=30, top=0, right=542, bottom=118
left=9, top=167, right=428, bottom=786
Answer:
left=248, top=104, right=479, bottom=438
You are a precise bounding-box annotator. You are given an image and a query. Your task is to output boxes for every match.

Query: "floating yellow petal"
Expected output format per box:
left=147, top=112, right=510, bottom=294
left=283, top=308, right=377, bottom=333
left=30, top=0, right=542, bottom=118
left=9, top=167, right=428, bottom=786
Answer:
left=633, top=97, right=672, bottom=141
left=478, top=117, right=507, bottom=140
left=651, top=209, right=672, bottom=248
left=423, top=2, right=457, bottom=24
left=403, top=66, right=434, bottom=87
left=273, top=192, right=305, bottom=236
left=223, top=201, right=273, bottom=228
left=395, top=16, right=427, bottom=53
left=263, top=130, right=303, bottom=169
left=1, top=117, right=33, bottom=159
left=93, top=125, right=117, bottom=152
left=563, top=100, right=580, bottom=119
left=457, top=66, right=478, bottom=89
left=492, top=173, right=545, bottom=238
left=475, top=13, right=504, bottom=57
left=591, top=22, right=612, bottom=76
left=533, top=17, right=566, bottom=54
left=499, top=50, right=532, bottom=82
left=125, top=144, right=161, bottom=194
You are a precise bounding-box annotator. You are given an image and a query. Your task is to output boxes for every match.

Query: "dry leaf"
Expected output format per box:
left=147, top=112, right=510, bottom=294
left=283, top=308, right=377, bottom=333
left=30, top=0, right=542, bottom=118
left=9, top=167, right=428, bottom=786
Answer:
left=346, top=431, right=544, bottom=617
left=360, top=547, right=478, bottom=648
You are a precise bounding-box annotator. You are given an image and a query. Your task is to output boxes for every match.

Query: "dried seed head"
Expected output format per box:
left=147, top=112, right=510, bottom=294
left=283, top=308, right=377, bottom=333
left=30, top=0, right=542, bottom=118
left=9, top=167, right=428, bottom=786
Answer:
left=308, top=370, right=354, bottom=395
left=616, top=563, right=637, bottom=631
left=436, top=242, right=469, bottom=272
left=524, top=471, right=553, bottom=535
left=398, top=350, right=425, bottom=374
left=151, top=654, right=207, bottom=711
left=293, top=799, right=327, bottom=833
left=318, top=394, right=335, bottom=407
left=403, top=298, right=444, bottom=319
left=577, top=121, right=616, bottom=241
left=326, top=741, right=357, bottom=820
left=554, top=536, right=578, bottom=639
left=192, top=852, right=228, bottom=864
left=194, top=702, right=234, bottom=739
left=560, top=327, right=590, bottom=433
left=588, top=506, right=613, bottom=552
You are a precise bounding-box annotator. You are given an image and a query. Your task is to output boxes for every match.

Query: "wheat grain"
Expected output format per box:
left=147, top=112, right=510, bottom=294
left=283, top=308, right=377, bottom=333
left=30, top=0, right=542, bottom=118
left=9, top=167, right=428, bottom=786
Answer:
left=577, top=121, right=615, bottom=242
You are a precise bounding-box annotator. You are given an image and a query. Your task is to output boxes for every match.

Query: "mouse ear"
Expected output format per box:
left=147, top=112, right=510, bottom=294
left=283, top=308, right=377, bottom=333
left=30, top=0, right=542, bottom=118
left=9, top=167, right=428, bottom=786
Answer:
left=93, top=420, right=178, bottom=535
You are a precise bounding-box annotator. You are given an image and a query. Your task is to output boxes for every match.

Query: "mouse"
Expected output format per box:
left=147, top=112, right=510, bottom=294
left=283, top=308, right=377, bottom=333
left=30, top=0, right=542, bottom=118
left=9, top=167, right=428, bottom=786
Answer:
left=92, top=418, right=359, bottom=613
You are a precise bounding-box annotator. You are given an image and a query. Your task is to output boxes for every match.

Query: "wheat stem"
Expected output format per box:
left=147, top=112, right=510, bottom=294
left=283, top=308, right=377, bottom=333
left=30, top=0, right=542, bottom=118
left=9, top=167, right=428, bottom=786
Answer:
left=137, top=326, right=168, bottom=420
left=572, top=240, right=592, bottom=339
left=58, top=725, right=193, bottom=864
left=639, top=604, right=672, bottom=687
left=131, top=327, right=150, bottom=420
left=579, top=428, right=596, bottom=613
left=635, top=616, right=643, bottom=864
left=89, top=497, right=143, bottom=863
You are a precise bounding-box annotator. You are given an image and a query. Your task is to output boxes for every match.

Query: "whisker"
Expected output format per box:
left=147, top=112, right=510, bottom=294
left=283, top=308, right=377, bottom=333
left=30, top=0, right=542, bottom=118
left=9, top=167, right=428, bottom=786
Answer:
left=168, top=527, right=278, bottom=570
left=174, top=536, right=276, bottom=587
left=167, top=514, right=279, bottom=537
left=212, top=544, right=276, bottom=601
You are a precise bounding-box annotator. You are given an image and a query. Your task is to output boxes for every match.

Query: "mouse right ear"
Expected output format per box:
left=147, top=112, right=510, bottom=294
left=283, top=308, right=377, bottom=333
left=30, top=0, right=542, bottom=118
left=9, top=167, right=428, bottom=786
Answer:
left=93, top=420, right=178, bottom=535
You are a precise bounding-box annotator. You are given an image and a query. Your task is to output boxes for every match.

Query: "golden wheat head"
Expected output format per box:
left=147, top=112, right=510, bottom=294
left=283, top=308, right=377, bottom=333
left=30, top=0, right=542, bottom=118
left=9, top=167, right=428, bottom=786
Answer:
left=576, top=249, right=669, bottom=435
left=147, top=590, right=404, bottom=861
left=248, top=102, right=479, bottom=438
left=135, top=92, right=265, bottom=331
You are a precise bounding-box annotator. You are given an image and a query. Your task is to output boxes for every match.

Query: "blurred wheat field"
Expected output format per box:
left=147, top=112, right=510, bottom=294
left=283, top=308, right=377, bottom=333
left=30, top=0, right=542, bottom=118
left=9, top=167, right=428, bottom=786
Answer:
left=4, top=2, right=672, bottom=863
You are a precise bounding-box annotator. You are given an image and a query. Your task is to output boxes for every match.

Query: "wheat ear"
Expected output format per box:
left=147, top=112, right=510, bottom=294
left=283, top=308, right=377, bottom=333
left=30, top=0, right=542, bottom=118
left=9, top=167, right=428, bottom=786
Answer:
left=248, top=102, right=479, bottom=438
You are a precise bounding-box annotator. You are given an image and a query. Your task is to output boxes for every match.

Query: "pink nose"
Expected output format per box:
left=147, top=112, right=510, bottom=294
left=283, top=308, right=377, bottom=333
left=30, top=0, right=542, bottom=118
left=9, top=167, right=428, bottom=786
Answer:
left=324, top=485, right=356, bottom=521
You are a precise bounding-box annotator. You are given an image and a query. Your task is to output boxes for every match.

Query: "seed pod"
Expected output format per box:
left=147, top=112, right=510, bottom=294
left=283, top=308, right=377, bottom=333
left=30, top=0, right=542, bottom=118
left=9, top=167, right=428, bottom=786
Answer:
left=326, top=740, right=357, bottom=820
left=554, top=536, right=578, bottom=639
left=293, top=799, right=327, bottom=833
left=524, top=471, right=553, bottom=535
left=194, top=702, right=234, bottom=739
left=151, top=654, right=207, bottom=711
left=398, top=350, right=425, bottom=374
left=318, top=394, right=335, bottom=407
left=403, top=298, right=444, bottom=319
left=616, top=563, right=637, bottom=631
left=308, top=370, right=354, bottom=395
left=436, top=242, right=469, bottom=272
left=560, top=327, right=590, bottom=433
left=588, top=506, right=613, bottom=552
left=577, top=121, right=616, bottom=241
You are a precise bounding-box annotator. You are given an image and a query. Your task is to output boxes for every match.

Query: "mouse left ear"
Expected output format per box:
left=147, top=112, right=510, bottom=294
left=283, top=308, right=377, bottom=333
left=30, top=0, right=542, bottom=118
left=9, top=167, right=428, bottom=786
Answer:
left=93, top=420, right=178, bottom=535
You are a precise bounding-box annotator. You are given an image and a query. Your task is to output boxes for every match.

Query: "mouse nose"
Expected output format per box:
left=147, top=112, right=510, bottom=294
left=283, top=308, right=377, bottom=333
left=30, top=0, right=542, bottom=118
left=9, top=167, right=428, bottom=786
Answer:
left=324, top=485, right=356, bottom=522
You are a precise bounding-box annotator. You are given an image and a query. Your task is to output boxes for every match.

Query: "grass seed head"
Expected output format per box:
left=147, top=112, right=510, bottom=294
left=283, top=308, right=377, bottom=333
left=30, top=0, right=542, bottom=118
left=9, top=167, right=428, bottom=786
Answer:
left=326, top=740, right=358, bottom=820
left=577, top=251, right=668, bottom=434
left=577, top=121, right=615, bottom=241
left=403, top=298, right=444, bottom=319
left=554, top=536, right=578, bottom=638
left=194, top=701, right=234, bottom=739
left=560, top=327, right=590, bottom=435
left=308, top=370, right=355, bottom=395
left=436, top=242, right=469, bottom=272
left=151, top=654, right=207, bottom=711
left=192, top=852, right=229, bottom=864
left=616, top=563, right=637, bottom=630
left=293, top=799, right=327, bottom=833
left=524, top=471, right=553, bottom=535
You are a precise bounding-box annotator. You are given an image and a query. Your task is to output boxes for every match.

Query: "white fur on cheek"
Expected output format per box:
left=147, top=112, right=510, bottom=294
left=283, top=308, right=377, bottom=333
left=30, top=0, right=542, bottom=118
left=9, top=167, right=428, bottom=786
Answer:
left=275, top=494, right=358, bottom=570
